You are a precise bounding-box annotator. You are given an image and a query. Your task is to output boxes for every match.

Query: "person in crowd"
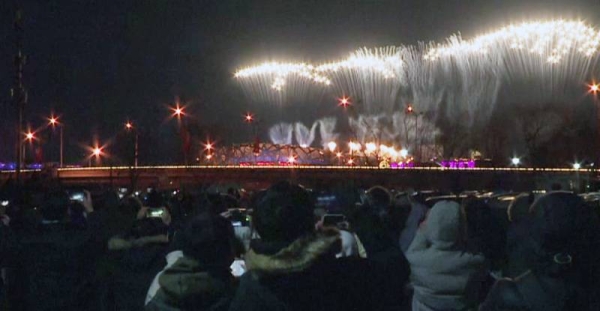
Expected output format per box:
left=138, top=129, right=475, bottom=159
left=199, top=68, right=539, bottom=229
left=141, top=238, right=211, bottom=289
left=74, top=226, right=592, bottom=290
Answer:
left=463, top=197, right=507, bottom=268
left=406, top=200, right=486, bottom=311
left=99, top=194, right=172, bottom=310
left=505, top=192, right=536, bottom=278
left=0, top=202, right=12, bottom=310
left=480, top=192, right=600, bottom=311
left=396, top=192, right=428, bottom=253
left=229, top=181, right=400, bottom=310
left=10, top=190, right=97, bottom=310
left=145, top=213, right=237, bottom=310
left=348, top=186, right=410, bottom=283
left=461, top=197, right=508, bottom=304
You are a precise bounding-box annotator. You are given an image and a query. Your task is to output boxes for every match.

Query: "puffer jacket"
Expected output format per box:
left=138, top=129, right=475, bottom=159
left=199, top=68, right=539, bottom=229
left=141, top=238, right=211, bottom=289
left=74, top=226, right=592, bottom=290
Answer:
left=406, top=201, right=485, bottom=311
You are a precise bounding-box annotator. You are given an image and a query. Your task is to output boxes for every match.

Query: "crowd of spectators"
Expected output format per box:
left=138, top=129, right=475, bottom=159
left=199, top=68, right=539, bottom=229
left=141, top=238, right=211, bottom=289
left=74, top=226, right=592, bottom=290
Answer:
left=0, top=179, right=599, bottom=310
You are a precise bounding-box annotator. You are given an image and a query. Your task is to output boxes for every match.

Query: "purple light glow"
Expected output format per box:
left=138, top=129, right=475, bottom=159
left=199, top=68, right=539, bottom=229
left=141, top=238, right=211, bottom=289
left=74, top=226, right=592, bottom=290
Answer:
left=439, top=160, right=476, bottom=169
left=390, top=162, right=415, bottom=169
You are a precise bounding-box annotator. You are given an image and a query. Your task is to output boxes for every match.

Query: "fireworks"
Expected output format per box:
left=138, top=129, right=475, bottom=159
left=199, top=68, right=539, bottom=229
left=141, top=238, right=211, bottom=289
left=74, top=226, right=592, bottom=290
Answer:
left=315, top=47, right=404, bottom=80
left=236, top=19, right=600, bottom=155
left=424, top=20, right=600, bottom=61
left=234, top=62, right=331, bottom=91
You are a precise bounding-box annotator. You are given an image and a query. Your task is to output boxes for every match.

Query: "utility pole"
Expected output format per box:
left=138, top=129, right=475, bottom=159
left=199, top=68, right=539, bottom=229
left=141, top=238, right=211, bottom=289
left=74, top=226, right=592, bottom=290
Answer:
left=12, top=9, right=26, bottom=182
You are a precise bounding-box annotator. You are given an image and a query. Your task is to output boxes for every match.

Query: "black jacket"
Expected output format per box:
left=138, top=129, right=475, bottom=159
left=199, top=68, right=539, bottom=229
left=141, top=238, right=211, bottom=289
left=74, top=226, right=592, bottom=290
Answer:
left=229, top=228, right=404, bottom=311
left=11, top=222, right=96, bottom=311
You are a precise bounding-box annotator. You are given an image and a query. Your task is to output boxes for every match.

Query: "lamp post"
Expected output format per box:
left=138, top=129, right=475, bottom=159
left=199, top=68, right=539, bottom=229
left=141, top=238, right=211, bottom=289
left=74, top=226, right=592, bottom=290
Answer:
left=244, top=112, right=261, bottom=164
left=125, top=121, right=139, bottom=167
left=406, top=104, right=425, bottom=162
left=90, top=146, right=103, bottom=167
left=170, top=103, right=188, bottom=165
left=589, top=82, right=600, bottom=169
left=24, top=131, right=34, bottom=165
left=48, top=116, right=64, bottom=167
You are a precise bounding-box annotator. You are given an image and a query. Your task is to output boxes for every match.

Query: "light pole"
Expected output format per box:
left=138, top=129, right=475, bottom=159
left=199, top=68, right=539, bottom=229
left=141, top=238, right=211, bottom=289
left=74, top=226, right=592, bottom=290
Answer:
left=125, top=121, right=139, bottom=167
left=589, top=82, right=600, bottom=169
left=24, top=131, right=35, bottom=165
left=91, top=146, right=103, bottom=167
left=171, top=103, right=189, bottom=165
left=406, top=104, right=424, bottom=162
left=48, top=116, right=64, bottom=167
left=244, top=112, right=261, bottom=164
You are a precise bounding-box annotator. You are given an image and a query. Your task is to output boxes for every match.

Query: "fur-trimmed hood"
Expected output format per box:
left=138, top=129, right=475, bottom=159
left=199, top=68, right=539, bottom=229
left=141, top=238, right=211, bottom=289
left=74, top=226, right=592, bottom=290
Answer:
left=245, top=228, right=341, bottom=276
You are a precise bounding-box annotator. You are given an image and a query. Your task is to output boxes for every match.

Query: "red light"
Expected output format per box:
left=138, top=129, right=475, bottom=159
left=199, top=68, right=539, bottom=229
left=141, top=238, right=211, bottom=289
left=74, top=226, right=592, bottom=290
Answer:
left=244, top=113, right=254, bottom=122
left=406, top=104, right=414, bottom=114
left=171, top=104, right=185, bottom=117
left=338, top=96, right=351, bottom=107
left=125, top=122, right=133, bottom=129
left=49, top=117, right=58, bottom=125
left=591, top=83, right=600, bottom=93
left=92, top=147, right=102, bottom=156
left=25, top=132, right=34, bottom=140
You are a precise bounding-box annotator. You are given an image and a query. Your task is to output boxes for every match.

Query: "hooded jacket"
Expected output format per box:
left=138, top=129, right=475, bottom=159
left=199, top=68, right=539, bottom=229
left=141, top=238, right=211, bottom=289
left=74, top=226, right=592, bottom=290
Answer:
left=229, top=228, right=392, bottom=311
left=145, top=255, right=233, bottom=311
left=406, top=201, right=485, bottom=311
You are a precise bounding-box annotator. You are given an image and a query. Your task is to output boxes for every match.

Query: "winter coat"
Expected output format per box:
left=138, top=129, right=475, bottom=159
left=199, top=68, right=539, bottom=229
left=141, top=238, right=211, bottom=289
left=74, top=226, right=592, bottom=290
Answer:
left=11, top=223, right=96, bottom=311
left=229, top=228, right=397, bottom=311
left=145, top=255, right=234, bottom=311
left=145, top=250, right=185, bottom=305
left=406, top=201, right=485, bottom=311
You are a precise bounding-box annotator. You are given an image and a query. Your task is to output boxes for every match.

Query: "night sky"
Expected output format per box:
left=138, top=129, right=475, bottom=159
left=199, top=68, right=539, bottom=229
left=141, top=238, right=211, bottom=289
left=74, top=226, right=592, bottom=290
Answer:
left=1, top=0, right=598, bottom=164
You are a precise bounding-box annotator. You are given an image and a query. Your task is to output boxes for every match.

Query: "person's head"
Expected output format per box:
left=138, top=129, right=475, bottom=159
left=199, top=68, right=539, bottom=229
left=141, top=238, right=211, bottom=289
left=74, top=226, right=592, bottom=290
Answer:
left=40, top=191, right=69, bottom=222
left=182, top=213, right=235, bottom=267
left=529, top=192, right=590, bottom=256
left=253, top=181, right=314, bottom=244
left=423, top=201, right=467, bottom=249
left=365, top=186, right=392, bottom=213
left=120, top=195, right=144, bottom=220
left=462, top=197, right=506, bottom=261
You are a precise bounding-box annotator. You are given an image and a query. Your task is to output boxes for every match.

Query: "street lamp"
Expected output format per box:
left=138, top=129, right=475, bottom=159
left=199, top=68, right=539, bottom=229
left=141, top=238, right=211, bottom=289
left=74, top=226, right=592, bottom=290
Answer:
left=588, top=81, right=600, bottom=168
left=573, top=163, right=581, bottom=170
left=169, top=103, right=190, bottom=165
left=338, top=96, right=351, bottom=107
left=125, top=121, right=139, bottom=167
left=244, top=113, right=254, bottom=123
left=400, top=148, right=409, bottom=158
left=511, top=157, right=520, bottom=166
left=90, top=146, right=103, bottom=167
left=48, top=115, right=64, bottom=167
left=171, top=104, right=185, bottom=118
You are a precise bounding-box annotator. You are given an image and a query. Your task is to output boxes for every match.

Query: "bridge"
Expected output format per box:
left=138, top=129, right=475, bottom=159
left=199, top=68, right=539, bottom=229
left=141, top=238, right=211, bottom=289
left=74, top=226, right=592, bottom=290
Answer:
left=1, top=165, right=594, bottom=191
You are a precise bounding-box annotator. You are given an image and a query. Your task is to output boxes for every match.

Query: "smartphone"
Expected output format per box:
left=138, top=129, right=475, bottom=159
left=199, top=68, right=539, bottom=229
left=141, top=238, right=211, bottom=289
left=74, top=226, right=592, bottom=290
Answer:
left=147, top=208, right=165, bottom=218
left=230, top=259, right=246, bottom=277
left=70, top=192, right=85, bottom=202
left=322, top=214, right=346, bottom=227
